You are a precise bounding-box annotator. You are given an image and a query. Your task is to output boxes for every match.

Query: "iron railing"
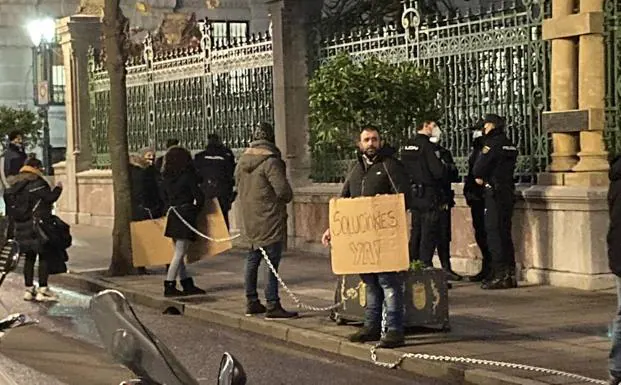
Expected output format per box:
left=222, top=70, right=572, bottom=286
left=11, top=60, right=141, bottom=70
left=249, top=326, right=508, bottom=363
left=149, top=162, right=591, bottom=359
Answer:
left=313, top=0, right=551, bottom=183
left=605, top=0, right=621, bottom=157
left=88, top=22, right=273, bottom=168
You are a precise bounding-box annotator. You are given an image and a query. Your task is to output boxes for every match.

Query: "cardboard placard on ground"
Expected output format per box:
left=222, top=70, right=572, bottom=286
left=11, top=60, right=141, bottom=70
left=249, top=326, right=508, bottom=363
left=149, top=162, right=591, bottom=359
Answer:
left=131, top=198, right=232, bottom=267
left=329, top=193, right=409, bottom=275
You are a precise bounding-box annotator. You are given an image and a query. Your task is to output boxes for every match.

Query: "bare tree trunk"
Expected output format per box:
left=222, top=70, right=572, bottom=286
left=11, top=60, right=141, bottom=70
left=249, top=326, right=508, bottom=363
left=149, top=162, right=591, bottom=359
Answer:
left=104, top=0, right=134, bottom=276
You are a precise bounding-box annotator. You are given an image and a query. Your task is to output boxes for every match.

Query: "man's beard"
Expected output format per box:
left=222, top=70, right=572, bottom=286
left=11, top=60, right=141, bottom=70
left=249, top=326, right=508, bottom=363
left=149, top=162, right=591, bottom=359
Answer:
left=364, top=147, right=377, bottom=158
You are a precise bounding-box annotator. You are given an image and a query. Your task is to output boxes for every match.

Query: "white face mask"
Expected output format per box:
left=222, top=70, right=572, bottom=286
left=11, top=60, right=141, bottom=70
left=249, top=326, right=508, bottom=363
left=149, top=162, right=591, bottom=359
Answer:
left=472, top=130, right=483, bottom=139
left=430, top=124, right=442, bottom=143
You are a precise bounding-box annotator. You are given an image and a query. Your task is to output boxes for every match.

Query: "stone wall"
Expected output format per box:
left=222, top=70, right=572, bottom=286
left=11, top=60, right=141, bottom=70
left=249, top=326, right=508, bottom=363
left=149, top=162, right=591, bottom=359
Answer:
left=55, top=162, right=612, bottom=291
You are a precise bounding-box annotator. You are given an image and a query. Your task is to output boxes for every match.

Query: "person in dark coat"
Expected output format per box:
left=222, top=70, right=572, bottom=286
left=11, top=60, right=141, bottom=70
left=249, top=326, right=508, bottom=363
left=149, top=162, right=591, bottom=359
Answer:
left=3, top=130, right=27, bottom=178
left=129, top=154, right=163, bottom=221
left=160, top=146, right=206, bottom=297
left=5, top=157, right=62, bottom=302
left=608, top=155, right=621, bottom=385
left=155, top=138, right=179, bottom=173
left=194, top=133, right=236, bottom=229
left=464, top=120, right=493, bottom=282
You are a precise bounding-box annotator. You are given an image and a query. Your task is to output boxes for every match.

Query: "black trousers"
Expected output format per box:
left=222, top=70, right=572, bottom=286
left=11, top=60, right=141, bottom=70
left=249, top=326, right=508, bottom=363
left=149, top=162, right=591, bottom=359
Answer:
left=435, top=208, right=452, bottom=270
left=24, top=251, right=48, bottom=287
left=409, top=209, right=440, bottom=266
left=483, top=190, right=515, bottom=278
left=470, top=200, right=492, bottom=275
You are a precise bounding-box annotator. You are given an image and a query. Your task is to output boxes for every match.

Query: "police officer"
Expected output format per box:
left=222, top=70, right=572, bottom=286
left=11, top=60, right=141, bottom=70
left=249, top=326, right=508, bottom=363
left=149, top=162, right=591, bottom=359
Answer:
left=464, top=120, right=493, bottom=283
left=401, top=120, right=445, bottom=268
left=430, top=130, right=462, bottom=281
left=472, top=114, right=518, bottom=290
left=194, top=133, right=236, bottom=229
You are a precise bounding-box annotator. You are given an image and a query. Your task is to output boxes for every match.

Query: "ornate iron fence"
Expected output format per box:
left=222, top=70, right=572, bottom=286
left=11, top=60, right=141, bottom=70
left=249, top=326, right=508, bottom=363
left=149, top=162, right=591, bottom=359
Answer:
left=313, top=0, right=551, bottom=183
left=605, top=0, right=621, bottom=157
left=88, top=22, right=274, bottom=168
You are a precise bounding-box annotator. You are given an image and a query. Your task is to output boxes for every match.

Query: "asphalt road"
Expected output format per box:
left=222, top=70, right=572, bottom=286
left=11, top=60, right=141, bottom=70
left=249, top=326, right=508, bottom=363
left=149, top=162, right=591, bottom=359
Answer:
left=0, top=275, right=447, bottom=385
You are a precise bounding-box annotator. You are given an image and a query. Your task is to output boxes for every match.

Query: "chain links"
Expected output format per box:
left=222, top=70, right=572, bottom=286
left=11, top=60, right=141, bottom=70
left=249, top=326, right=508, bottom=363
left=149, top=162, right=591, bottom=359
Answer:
left=169, top=206, right=241, bottom=243
left=171, top=208, right=606, bottom=384
left=259, top=247, right=360, bottom=312
left=369, top=345, right=608, bottom=384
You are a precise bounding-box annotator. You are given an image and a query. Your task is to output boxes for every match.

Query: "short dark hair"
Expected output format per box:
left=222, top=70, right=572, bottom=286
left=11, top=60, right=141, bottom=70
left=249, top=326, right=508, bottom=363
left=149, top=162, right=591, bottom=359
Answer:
left=165, top=138, right=180, bottom=149
left=417, top=120, right=435, bottom=131
left=8, top=130, right=22, bottom=141
left=360, top=125, right=380, bottom=137
left=207, top=133, right=222, bottom=146
left=24, top=157, right=42, bottom=169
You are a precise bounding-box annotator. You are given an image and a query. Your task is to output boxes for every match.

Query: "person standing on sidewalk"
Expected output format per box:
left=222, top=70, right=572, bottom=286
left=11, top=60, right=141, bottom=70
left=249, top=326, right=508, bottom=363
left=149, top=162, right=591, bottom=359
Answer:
left=160, top=146, right=206, bottom=297
left=194, top=133, right=236, bottom=229
left=5, top=157, right=62, bottom=302
left=3, top=130, right=27, bottom=178
left=235, top=122, right=297, bottom=319
left=472, top=114, right=517, bottom=290
left=429, top=130, right=462, bottom=281
left=322, top=126, right=410, bottom=349
left=464, top=120, right=493, bottom=283
left=608, top=155, right=621, bottom=385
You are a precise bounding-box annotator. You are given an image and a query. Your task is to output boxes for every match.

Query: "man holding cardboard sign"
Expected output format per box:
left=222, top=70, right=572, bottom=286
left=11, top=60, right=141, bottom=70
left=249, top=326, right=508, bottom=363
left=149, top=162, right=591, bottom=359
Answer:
left=322, top=126, right=411, bottom=349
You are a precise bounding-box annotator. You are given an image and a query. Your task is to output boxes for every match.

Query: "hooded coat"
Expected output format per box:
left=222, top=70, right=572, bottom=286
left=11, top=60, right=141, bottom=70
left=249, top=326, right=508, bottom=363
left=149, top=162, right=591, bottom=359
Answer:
left=235, top=140, right=292, bottom=248
left=608, top=156, right=621, bottom=277
left=5, top=166, right=62, bottom=254
left=129, top=155, right=164, bottom=221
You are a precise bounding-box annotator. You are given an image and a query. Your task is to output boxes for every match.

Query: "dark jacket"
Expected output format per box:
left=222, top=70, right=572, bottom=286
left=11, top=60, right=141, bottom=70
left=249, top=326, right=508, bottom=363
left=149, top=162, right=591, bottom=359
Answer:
left=235, top=140, right=292, bottom=248
left=400, top=133, right=445, bottom=210
left=161, top=166, right=205, bottom=241
left=4, top=143, right=27, bottom=177
left=472, top=128, right=517, bottom=192
left=194, top=144, right=236, bottom=210
left=5, top=167, right=61, bottom=254
left=434, top=143, right=460, bottom=208
left=464, top=135, right=486, bottom=206
left=341, top=147, right=410, bottom=200
left=129, top=156, right=164, bottom=221
left=608, top=156, right=621, bottom=277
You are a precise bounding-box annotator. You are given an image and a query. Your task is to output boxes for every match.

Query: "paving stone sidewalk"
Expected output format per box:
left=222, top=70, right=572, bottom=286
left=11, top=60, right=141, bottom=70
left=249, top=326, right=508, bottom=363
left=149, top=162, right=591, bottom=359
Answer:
left=59, top=224, right=617, bottom=385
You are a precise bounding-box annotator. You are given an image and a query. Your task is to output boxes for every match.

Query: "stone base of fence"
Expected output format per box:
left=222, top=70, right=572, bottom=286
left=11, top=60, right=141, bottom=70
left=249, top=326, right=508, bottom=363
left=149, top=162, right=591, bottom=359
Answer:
left=53, top=163, right=614, bottom=291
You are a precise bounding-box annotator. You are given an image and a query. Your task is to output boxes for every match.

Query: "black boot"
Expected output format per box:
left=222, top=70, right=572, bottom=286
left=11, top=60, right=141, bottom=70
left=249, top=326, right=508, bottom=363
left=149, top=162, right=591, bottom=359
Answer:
left=378, top=330, right=405, bottom=349
left=481, top=274, right=514, bottom=290
left=265, top=302, right=298, bottom=320
left=136, top=267, right=148, bottom=275
left=164, top=281, right=184, bottom=297
left=180, top=278, right=206, bottom=295
left=245, top=300, right=267, bottom=316
left=348, top=327, right=381, bottom=343
left=443, top=269, right=463, bottom=282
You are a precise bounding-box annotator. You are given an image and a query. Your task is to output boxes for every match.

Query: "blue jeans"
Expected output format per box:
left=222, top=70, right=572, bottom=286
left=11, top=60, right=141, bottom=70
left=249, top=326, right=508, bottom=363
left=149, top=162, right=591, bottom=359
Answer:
left=245, top=242, right=282, bottom=304
left=610, top=276, right=621, bottom=379
left=360, top=272, right=405, bottom=334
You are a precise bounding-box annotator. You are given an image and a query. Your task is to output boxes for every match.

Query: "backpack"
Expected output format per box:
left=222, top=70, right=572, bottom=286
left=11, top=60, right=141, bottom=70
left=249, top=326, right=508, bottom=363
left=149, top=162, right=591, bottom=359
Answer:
left=4, top=182, right=33, bottom=222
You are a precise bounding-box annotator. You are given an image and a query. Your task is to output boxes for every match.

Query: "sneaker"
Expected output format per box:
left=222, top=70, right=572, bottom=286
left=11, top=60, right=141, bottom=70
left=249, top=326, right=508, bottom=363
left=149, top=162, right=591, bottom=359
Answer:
left=23, top=287, right=36, bottom=301
left=265, top=302, right=298, bottom=320
left=35, top=287, right=58, bottom=302
left=378, top=330, right=405, bottom=349
left=348, top=327, right=381, bottom=343
left=481, top=274, right=514, bottom=290
left=245, top=300, right=267, bottom=316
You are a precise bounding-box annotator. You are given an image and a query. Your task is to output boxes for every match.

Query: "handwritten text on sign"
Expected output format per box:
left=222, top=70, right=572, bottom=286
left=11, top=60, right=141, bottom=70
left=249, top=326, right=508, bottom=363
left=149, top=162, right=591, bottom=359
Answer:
left=329, top=194, right=409, bottom=275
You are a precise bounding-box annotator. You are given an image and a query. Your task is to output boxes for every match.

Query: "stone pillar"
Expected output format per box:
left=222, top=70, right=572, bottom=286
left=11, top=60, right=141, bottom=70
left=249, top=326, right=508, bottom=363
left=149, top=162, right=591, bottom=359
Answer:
left=56, top=15, right=102, bottom=224
left=548, top=0, right=579, bottom=173
left=269, top=0, right=321, bottom=248
left=570, top=0, right=609, bottom=182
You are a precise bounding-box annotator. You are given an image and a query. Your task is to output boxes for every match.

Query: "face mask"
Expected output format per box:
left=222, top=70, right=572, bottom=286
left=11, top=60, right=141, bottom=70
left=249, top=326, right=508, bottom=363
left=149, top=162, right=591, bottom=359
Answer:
left=429, top=136, right=439, bottom=144
left=472, top=130, right=483, bottom=139
left=430, top=125, right=442, bottom=143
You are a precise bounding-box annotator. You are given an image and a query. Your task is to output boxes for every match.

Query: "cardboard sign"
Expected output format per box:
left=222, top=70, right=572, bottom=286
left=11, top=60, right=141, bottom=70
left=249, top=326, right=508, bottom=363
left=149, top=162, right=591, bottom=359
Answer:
left=329, top=194, right=409, bottom=275
left=131, top=198, right=232, bottom=267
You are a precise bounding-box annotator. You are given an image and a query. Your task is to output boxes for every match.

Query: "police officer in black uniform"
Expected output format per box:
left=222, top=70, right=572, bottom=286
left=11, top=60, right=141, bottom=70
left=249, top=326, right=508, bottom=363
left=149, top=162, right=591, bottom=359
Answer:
left=430, top=132, right=462, bottom=281
left=194, top=133, right=236, bottom=229
left=464, top=120, right=493, bottom=282
left=472, top=114, right=518, bottom=290
left=401, top=120, right=445, bottom=268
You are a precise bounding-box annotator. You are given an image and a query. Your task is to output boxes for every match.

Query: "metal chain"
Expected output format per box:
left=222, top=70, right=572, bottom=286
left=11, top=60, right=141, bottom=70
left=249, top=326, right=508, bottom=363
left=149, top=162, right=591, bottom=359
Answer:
left=259, top=247, right=361, bottom=312
left=369, top=345, right=607, bottom=384
left=169, top=206, right=240, bottom=243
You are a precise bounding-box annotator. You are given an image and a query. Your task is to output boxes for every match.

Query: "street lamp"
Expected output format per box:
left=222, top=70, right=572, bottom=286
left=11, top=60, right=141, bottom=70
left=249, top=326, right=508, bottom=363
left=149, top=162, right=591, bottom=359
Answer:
left=27, top=17, right=57, bottom=175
